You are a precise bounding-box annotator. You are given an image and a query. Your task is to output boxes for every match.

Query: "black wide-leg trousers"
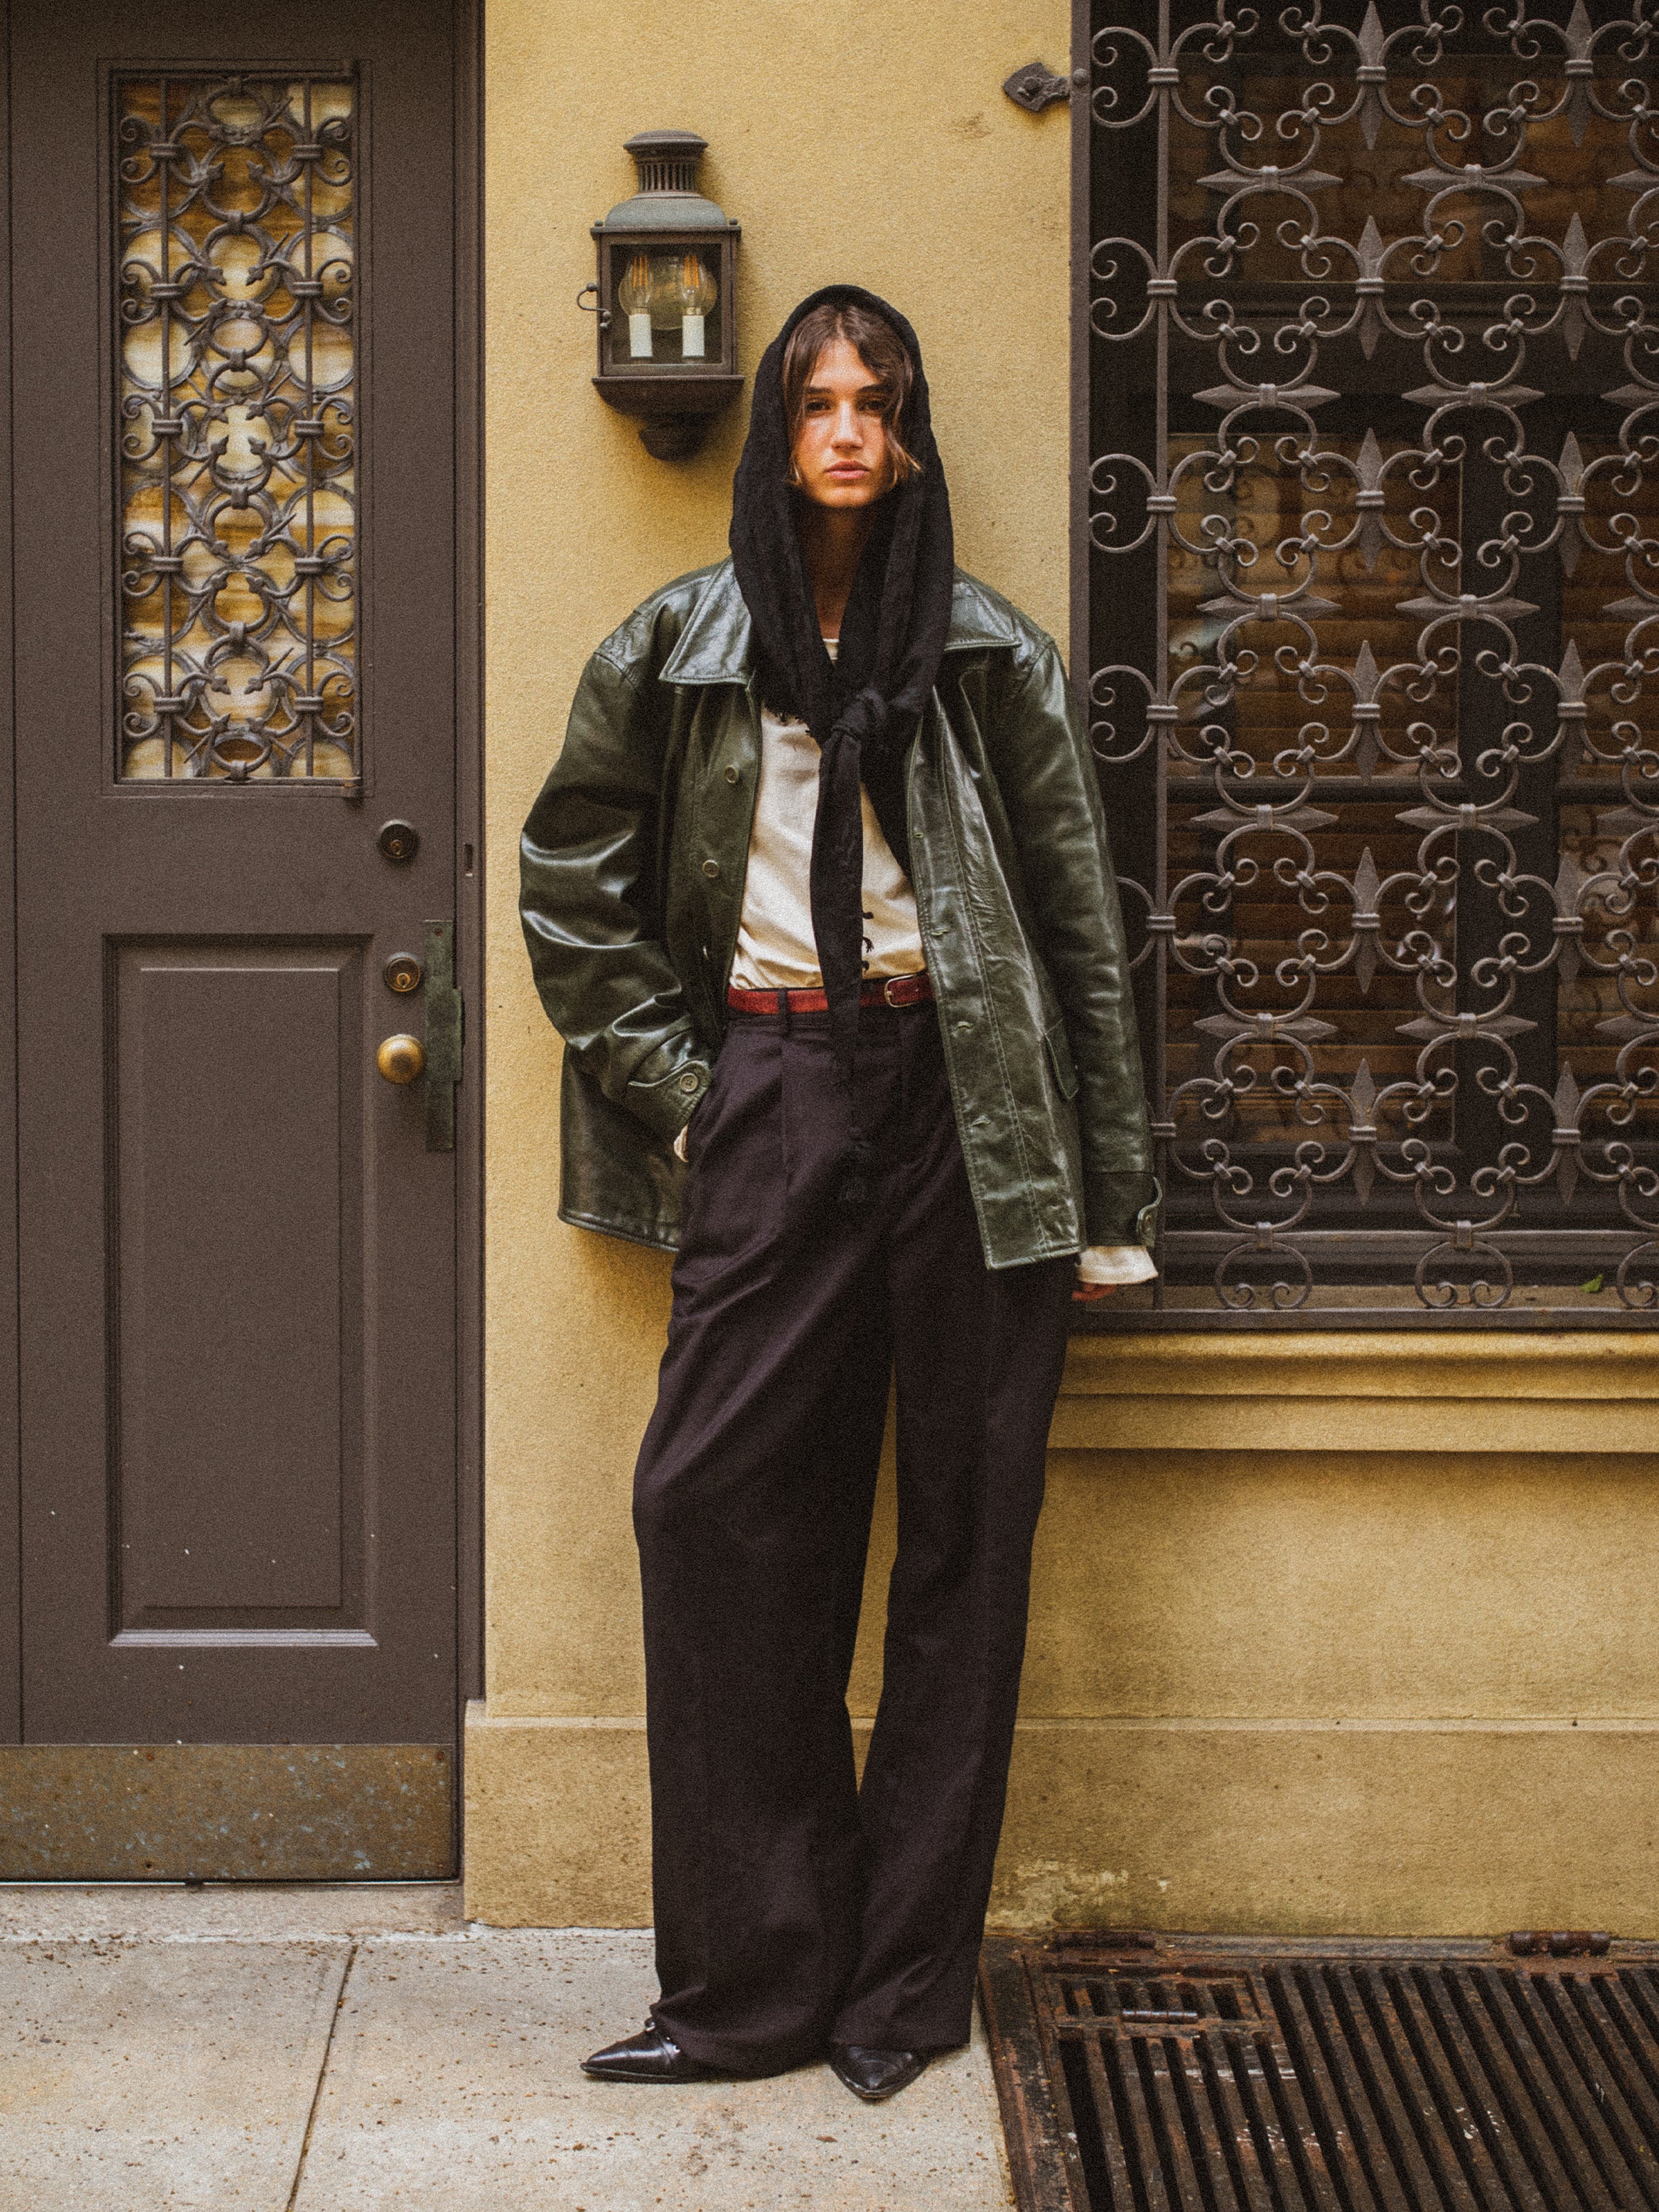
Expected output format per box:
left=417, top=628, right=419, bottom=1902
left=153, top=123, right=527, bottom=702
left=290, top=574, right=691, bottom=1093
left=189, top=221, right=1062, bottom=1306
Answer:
left=634, top=1000, right=1075, bottom=2074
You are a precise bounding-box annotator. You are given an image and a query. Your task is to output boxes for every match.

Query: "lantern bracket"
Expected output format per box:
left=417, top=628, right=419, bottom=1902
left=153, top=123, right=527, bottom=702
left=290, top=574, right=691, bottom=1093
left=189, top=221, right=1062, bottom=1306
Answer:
left=587, top=129, right=744, bottom=463
left=1002, top=61, right=1083, bottom=112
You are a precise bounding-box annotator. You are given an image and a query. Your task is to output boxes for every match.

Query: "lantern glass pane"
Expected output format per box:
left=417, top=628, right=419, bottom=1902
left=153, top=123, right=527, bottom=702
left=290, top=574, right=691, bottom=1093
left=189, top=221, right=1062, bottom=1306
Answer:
left=607, top=243, right=723, bottom=367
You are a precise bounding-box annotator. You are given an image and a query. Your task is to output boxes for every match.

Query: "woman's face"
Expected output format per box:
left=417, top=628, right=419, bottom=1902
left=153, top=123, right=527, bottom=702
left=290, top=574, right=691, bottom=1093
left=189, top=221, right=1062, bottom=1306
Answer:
left=790, top=338, right=896, bottom=510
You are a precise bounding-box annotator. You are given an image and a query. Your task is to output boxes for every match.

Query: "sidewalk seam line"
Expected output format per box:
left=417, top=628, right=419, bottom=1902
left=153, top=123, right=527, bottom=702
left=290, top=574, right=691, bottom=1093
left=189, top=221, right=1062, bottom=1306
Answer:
left=286, top=1936, right=358, bottom=2211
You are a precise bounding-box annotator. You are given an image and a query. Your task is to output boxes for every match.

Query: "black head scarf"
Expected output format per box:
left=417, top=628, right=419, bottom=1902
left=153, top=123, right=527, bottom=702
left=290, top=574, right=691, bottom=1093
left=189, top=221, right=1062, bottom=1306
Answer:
left=728, top=285, right=955, bottom=1209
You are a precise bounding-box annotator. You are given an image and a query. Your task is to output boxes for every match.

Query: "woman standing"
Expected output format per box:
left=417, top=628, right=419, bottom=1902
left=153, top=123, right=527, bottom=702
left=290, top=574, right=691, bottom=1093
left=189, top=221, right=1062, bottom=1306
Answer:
left=520, top=286, right=1156, bottom=2102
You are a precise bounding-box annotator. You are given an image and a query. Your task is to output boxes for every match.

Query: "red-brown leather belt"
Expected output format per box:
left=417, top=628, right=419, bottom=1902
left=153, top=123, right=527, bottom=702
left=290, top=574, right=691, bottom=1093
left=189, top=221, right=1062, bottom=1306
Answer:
left=726, top=972, right=934, bottom=1015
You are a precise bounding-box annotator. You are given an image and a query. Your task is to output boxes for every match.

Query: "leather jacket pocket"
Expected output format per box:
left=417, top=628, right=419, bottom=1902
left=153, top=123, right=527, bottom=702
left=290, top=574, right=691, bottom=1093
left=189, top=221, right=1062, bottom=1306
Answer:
left=1044, top=1019, right=1080, bottom=1103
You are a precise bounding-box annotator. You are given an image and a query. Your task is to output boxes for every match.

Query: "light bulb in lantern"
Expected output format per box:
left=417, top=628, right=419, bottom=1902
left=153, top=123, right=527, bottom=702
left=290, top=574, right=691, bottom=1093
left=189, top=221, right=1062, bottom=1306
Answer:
left=676, top=253, right=718, bottom=360
left=617, top=252, right=655, bottom=360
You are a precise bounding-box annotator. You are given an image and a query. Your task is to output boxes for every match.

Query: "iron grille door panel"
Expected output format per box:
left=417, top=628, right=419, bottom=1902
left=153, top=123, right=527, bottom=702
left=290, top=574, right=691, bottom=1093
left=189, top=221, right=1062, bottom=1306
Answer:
left=1079, top=0, right=1659, bottom=1323
left=116, top=73, right=361, bottom=784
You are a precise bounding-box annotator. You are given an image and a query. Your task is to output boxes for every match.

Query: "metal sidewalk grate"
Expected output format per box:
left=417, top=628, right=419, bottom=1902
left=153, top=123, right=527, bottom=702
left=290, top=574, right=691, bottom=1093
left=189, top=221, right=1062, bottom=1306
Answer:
left=980, top=1934, right=1659, bottom=2212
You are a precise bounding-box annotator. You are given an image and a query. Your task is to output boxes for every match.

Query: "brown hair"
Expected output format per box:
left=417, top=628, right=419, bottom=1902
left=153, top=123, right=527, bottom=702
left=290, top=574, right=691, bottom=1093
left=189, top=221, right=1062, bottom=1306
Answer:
left=781, top=301, right=921, bottom=485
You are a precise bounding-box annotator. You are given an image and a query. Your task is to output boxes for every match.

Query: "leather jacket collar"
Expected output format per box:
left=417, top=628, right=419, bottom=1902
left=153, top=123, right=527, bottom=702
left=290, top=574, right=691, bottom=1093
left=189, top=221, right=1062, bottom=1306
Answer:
left=658, top=558, right=1019, bottom=690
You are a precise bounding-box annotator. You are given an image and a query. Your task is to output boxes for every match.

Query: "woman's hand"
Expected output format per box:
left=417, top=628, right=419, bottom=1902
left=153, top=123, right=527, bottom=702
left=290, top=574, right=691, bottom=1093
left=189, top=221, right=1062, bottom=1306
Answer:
left=1072, top=1279, right=1118, bottom=1303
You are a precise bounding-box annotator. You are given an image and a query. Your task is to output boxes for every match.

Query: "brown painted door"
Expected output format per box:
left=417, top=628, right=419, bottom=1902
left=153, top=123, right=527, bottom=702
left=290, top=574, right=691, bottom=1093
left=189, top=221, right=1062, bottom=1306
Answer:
left=3, top=0, right=467, bottom=1874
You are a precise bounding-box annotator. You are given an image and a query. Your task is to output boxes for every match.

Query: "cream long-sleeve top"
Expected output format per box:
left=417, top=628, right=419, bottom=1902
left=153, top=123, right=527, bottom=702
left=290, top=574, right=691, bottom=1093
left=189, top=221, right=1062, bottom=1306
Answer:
left=685, top=647, right=1155, bottom=1288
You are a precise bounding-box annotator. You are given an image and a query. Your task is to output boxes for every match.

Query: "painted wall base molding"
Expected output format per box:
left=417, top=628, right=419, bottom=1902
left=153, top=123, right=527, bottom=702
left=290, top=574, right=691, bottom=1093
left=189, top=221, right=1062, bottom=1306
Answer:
left=463, top=1704, right=1659, bottom=1935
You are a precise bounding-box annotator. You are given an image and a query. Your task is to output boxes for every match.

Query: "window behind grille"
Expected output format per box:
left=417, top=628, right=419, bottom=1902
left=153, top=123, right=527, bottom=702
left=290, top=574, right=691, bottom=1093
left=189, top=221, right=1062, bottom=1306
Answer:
left=1078, top=0, right=1659, bottom=1323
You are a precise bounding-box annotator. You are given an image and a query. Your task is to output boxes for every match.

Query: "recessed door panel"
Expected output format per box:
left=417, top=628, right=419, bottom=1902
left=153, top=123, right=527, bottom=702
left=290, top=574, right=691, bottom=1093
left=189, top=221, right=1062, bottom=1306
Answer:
left=114, top=943, right=365, bottom=1629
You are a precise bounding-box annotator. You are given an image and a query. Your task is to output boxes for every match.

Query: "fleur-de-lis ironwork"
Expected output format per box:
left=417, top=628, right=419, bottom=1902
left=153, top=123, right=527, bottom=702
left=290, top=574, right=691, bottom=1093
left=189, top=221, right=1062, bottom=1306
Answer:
left=1084, top=0, right=1659, bottom=1315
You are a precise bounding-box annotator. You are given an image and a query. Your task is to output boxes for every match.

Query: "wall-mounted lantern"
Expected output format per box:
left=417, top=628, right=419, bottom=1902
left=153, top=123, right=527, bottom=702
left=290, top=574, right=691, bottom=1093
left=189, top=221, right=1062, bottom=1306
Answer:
left=584, top=130, right=742, bottom=461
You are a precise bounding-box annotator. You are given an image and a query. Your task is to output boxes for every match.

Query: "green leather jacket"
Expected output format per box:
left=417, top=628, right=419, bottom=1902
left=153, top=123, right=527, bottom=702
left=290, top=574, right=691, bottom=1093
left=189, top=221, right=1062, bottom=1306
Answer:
left=520, top=558, right=1156, bottom=1271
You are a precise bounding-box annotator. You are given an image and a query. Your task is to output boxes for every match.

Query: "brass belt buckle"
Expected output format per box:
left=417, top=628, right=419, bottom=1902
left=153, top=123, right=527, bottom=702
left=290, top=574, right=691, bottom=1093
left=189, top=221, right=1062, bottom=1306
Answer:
left=883, top=975, right=918, bottom=1008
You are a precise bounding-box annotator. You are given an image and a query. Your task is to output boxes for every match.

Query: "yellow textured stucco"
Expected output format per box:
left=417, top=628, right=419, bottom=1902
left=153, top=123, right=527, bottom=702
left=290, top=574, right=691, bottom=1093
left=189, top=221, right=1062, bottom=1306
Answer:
left=987, top=1724, right=1659, bottom=1936
left=1024, top=1448, right=1659, bottom=1721
left=470, top=0, right=1659, bottom=1935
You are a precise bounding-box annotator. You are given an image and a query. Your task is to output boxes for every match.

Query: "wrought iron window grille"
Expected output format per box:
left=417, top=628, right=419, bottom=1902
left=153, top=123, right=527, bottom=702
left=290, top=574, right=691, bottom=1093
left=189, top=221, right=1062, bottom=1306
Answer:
left=1076, top=0, right=1659, bottom=1325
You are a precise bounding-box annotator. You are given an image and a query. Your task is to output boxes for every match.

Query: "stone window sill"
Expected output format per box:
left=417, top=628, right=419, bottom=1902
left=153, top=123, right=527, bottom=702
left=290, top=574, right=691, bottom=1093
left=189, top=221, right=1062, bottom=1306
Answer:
left=1054, top=1333, right=1659, bottom=1454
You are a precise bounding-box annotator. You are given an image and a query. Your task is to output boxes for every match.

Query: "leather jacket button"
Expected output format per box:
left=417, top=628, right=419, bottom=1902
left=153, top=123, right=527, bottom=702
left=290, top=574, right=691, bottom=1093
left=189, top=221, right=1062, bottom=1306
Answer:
left=702, top=859, right=720, bottom=879
left=723, top=765, right=740, bottom=784
left=678, top=1071, right=701, bottom=1093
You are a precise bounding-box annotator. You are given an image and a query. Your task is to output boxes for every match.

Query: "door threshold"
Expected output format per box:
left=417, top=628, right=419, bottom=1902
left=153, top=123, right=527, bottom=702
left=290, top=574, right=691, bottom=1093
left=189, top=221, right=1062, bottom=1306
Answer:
left=0, top=1743, right=454, bottom=1880
left=0, top=1878, right=465, bottom=1942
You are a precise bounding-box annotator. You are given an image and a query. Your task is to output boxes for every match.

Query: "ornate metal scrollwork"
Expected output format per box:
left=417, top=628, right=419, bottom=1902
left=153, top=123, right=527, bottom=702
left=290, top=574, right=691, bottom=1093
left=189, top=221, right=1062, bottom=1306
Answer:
left=116, top=74, right=358, bottom=782
left=1085, top=0, right=1659, bottom=1315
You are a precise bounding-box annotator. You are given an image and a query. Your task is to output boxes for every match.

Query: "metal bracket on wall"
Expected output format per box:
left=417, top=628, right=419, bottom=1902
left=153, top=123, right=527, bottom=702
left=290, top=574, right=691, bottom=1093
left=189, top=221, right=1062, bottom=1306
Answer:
left=1509, top=1929, right=1612, bottom=1957
left=1002, top=61, right=1080, bottom=112
left=423, top=919, right=462, bottom=1154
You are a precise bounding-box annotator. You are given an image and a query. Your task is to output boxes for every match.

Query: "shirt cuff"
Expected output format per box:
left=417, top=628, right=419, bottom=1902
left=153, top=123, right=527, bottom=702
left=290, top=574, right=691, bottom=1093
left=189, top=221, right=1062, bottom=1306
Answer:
left=1076, top=1244, right=1158, bottom=1286
left=673, top=1122, right=690, bottom=1163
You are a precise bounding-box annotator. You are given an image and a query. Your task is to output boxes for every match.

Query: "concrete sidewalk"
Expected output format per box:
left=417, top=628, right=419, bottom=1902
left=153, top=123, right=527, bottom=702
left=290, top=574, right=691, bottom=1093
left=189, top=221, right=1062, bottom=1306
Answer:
left=0, top=1885, right=1015, bottom=2211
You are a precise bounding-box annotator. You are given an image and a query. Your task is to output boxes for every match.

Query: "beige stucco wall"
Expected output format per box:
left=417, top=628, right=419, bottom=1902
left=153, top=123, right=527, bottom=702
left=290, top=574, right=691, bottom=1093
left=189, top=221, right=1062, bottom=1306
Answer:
left=470, top=0, right=1659, bottom=1936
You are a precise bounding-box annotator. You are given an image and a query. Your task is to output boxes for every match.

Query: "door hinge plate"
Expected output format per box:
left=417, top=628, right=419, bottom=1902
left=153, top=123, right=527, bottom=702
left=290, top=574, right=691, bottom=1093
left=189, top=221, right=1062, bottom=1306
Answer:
left=423, top=919, right=462, bottom=1153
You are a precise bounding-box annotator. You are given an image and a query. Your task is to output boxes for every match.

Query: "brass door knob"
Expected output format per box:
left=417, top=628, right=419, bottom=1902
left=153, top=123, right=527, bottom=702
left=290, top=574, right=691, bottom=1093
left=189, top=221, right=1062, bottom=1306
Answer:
left=377, top=1033, right=426, bottom=1084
